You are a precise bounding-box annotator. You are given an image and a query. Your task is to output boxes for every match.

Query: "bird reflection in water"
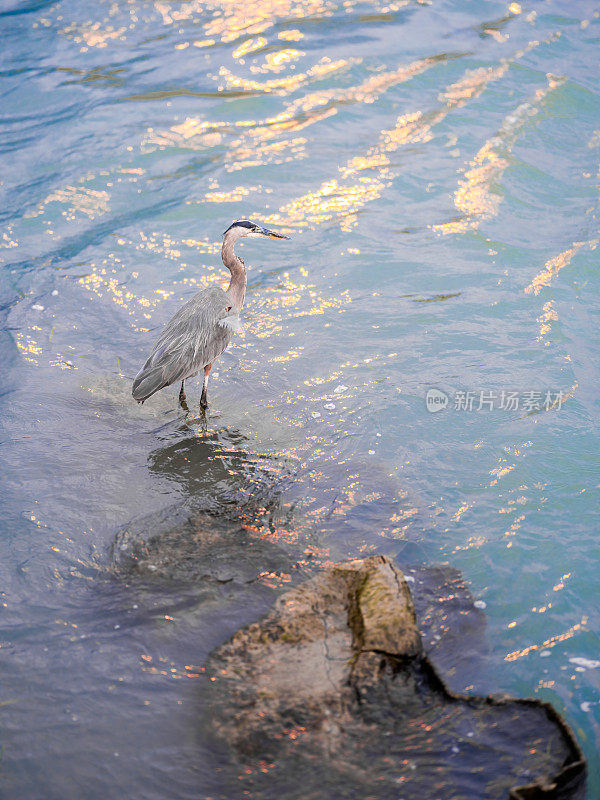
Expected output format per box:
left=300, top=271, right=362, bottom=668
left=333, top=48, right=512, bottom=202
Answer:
left=116, top=422, right=314, bottom=590
left=148, top=423, right=294, bottom=531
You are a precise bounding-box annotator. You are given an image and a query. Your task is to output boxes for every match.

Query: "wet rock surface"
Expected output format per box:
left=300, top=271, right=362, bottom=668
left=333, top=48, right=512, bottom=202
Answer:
left=206, top=555, right=586, bottom=800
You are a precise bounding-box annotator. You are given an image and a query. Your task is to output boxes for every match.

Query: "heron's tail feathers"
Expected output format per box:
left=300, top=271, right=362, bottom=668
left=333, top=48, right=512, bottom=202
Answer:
left=132, top=367, right=168, bottom=404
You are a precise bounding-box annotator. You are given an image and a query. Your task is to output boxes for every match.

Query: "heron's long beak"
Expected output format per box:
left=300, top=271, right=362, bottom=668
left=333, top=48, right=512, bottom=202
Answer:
left=257, top=226, right=291, bottom=240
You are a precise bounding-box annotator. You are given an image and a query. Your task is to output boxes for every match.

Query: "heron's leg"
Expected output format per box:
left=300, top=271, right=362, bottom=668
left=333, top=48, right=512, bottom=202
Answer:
left=178, top=380, right=189, bottom=412
left=200, top=364, right=212, bottom=410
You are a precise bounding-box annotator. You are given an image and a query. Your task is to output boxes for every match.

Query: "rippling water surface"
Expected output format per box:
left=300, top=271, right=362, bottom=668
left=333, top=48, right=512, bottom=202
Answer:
left=1, top=0, right=599, bottom=796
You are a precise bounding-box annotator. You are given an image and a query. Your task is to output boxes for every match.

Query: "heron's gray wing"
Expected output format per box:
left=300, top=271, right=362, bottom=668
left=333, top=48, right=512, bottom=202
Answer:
left=132, top=287, right=233, bottom=402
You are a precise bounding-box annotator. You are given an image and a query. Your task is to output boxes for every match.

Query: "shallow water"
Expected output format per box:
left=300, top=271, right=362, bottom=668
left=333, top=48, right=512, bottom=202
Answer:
left=1, top=0, right=599, bottom=796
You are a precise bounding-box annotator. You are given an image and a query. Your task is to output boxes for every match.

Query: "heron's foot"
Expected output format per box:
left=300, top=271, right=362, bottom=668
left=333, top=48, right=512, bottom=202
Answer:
left=178, top=384, right=189, bottom=412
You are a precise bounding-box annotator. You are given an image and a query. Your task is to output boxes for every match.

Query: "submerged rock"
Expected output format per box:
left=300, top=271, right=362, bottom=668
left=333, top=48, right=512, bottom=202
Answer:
left=111, top=503, right=298, bottom=586
left=410, top=563, right=491, bottom=693
left=206, top=555, right=585, bottom=800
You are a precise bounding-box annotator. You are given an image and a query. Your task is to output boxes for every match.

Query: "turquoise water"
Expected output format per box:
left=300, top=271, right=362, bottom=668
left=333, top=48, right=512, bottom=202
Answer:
left=1, top=0, right=599, bottom=796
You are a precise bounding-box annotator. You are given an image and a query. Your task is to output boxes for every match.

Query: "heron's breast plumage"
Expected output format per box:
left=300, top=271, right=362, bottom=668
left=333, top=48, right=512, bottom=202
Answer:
left=184, top=287, right=238, bottom=372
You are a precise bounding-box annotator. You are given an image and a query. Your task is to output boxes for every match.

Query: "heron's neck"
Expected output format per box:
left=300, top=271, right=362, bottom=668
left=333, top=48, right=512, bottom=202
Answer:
left=221, top=233, right=246, bottom=309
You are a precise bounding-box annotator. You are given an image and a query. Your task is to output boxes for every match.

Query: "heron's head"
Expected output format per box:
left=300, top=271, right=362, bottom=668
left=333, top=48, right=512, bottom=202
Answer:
left=223, top=219, right=291, bottom=241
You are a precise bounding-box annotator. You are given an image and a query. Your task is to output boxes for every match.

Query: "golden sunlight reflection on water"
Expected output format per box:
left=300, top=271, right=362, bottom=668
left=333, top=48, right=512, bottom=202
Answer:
left=4, top=1, right=600, bottom=793
left=13, top=3, right=594, bottom=579
left=433, top=71, right=564, bottom=235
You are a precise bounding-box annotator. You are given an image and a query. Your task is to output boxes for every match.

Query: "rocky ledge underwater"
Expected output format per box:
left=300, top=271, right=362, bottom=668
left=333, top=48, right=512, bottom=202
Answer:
left=111, top=502, right=586, bottom=800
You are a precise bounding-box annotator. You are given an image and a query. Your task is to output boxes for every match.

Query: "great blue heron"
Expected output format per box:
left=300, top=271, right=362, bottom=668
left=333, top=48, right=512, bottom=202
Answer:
left=132, top=219, right=290, bottom=410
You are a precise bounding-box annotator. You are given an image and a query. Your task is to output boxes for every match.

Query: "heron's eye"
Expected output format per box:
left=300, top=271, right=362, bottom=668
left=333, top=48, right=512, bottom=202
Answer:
left=226, top=306, right=232, bottom=311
